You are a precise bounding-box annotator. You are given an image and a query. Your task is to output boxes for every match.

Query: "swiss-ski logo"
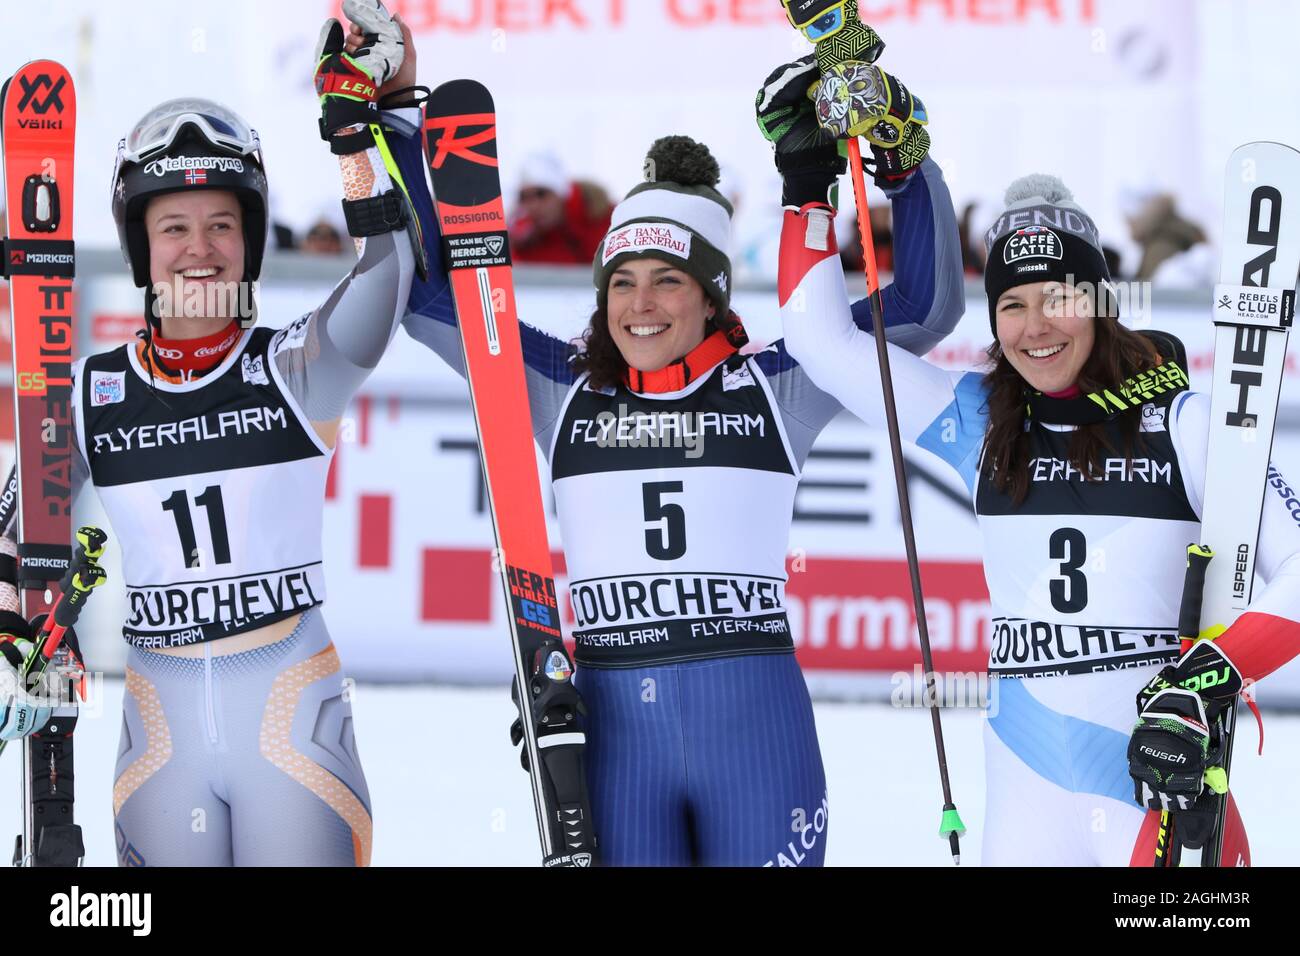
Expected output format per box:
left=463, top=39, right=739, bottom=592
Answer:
left=16, top=73, right=66, bottom=114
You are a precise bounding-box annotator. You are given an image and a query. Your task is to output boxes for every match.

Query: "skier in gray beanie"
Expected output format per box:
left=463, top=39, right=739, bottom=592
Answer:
left=982, top=174, right=1116, bottom=337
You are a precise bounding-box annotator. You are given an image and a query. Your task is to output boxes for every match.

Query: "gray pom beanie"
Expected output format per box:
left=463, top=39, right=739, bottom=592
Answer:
left=982, top=174, right=1114, bottom=337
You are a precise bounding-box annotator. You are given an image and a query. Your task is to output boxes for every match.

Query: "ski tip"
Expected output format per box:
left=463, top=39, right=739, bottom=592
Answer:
left=427, top=78, right=494, bottom=115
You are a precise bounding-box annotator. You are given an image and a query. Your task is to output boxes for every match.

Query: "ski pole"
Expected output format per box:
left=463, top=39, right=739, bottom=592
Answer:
left=1152, top=543, right=1213, bottom=866
left=780, top=0, right=966, bottom=863
left=0, top=526, right=107, bottom=760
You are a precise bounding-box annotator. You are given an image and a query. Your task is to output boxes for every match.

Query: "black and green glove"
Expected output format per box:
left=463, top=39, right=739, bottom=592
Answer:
left=1127, top=641, right=1245, bottom=849
left=756, top=55, right=845, bottom=209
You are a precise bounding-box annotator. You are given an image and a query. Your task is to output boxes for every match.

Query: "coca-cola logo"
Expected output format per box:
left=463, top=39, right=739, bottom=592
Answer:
left=194, top=328, right=240, bottom=357
left=142, top=156, right=245, bottom=178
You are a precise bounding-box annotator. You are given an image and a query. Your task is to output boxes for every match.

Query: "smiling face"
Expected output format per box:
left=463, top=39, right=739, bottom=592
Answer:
left=145, top=190, right=245, bottom=336
left=995, top=280, right=1096, bottom=393
left=606, top=258, right=714, bottom=372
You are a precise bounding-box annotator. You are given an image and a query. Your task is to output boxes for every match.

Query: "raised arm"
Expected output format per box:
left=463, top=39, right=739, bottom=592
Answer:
left=779, top=203, right=987, bottom=489
left=754, top=56, right=975, bottom=474
left=850, top=157, right=965, bottom=353
left=272, top=3, right=419, bottom=446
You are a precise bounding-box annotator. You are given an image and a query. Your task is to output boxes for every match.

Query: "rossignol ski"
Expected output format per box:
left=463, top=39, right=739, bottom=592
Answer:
left=1160, top=141, right=1300, bottom=867
left=423, top=79, right=596, bottom=867
left=1, top=60, right=80, bottom=867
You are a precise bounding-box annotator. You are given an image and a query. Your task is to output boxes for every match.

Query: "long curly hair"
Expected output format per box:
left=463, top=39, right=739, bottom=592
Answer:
left=981, top=314, right=1161, bottom=504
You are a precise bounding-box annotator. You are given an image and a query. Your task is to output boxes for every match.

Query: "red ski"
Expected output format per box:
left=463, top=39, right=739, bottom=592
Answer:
left=425, top=80, right=595, bottom=866
left=1, top=60, right=80, bottom=867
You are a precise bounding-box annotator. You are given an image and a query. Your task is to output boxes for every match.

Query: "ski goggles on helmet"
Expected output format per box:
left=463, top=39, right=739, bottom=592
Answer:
left=119, top=98, right=260, bottom=165
left=782, top=0, right=851, bottom=42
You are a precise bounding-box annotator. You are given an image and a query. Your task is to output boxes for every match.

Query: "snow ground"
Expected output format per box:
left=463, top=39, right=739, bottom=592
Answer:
left=1, top=680, right=1294, bottom=866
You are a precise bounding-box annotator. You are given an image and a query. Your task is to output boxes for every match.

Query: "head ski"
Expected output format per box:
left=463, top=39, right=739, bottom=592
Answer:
left=1167, top=141, right=1300, bottom=866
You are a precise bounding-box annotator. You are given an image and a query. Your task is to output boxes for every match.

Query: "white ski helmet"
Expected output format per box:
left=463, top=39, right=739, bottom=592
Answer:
left=110, top=98, right=269, bottom=288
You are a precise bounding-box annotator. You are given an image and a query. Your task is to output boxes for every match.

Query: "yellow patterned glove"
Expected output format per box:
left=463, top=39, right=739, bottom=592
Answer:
left=813, top=61, right=930, bottom=188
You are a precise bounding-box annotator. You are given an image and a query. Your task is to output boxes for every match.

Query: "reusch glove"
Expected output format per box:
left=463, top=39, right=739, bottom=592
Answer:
left=0, top=614, right=52, bottom=741
left=813, top=61, right=930, bottom=189
left=1128, top=641, right=1246, bottom=850
left=1127, top=687, right=1221, bottom=848
left=756, top=55, right=845, bottom=209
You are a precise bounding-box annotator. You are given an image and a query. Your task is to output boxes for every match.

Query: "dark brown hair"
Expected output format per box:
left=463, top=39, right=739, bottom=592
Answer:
left=982, top=314, right=1161, bottom=503
left=571, top=308, right=733, bottom=391
left=571, top=307, right=627, bottom=391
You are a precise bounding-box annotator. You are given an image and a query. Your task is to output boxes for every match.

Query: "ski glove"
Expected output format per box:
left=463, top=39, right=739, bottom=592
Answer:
left=756, top=55, right=845, bottom=209
left=315, top=0, right=405, bottom=140
left=0, top=616, right=52, bottom=741
left=812, top=61, right=930, bottom=189
left=1127, top=641, right=1245, bottom=848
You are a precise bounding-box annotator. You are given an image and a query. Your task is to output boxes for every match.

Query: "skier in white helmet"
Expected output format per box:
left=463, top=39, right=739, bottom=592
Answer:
left=7, top=0, right=425, bottom=866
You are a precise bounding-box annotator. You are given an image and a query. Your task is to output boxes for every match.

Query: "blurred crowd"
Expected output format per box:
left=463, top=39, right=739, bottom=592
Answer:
left=468, top=152, right=1217, bottom=292
left=954, top=189, right=1212, bottom=287
left=168, top=153, right=1220, bottom=291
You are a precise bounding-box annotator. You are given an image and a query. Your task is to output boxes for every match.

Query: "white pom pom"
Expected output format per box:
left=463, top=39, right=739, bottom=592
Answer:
left=1003, top=174, right=1074, bottom=207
